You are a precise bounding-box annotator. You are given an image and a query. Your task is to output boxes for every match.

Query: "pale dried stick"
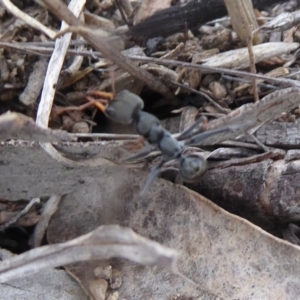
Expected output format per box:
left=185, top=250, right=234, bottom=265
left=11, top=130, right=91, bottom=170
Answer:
left=247, top=33, right=259, bottom=102
left=64, top=11, right=86, bottom=75
left=36, top=0, right=86, bottom=166
left=0, top=41, right=297, bottom=88
left=224, top=0, right=260, bottom=102
left=224, top=0, right=261, bottom=45
left=32, top=195, right=62, bottom=248
left=36, top=0, right=85, bottom=128
left=241, top=0, right=259, bottom=102
left=72, top=133, right=139, bottom=139
left=0, top=0, right=57, bottom=39
left=127, top=55, right=300, bottom=87
left=172, top=81, right=229, bottom=114
left=0, top=198, right=40, bottom=231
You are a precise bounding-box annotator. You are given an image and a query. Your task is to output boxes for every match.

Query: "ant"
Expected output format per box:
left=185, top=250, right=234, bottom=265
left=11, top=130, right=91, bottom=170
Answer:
left=86, top=90, right=229, bottom=195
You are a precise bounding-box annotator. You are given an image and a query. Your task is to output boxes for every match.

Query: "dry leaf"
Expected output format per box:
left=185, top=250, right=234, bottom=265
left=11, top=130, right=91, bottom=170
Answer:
left=0, top=112, right=72, bottom=142
left=46, top=168, right=300, bottom=300
left=133, top=0, right=172, bottom=24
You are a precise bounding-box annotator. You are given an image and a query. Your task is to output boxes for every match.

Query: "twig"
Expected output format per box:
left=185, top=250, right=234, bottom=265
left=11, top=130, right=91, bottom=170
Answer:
left=72, top=133, right=139, bottom=139
left=235, top=0, right=260, bottom=102
left=114, top=0, right=129, bottom=26
left=118, top=0, right=133, bottom=20
left=19, top=57, right=48, bottom=106
left=36, top=0, right=86, bottom=167
left=220, top=140, right=261, bottom=150
left=248, top=133, right=269, bottom=152
left=247, top=38, right=259, bottom=102
left=1, top=41, right=298, bottom=89
left=0, top=198, right=40, bottom=231
left=39, top=0, right=175, bottom=102
left=171, top=81, right=230, bottom=114
left=0, top=0, right=57, bottom=39
left=32, top=195, right=62, bottom=248
left=127, top=55, right=300, bottom=88
left=247, top=34, right=259, bottom=102
left=221, top=74, right=279, bottom=90
left=36, top=0, right=84, bottom=126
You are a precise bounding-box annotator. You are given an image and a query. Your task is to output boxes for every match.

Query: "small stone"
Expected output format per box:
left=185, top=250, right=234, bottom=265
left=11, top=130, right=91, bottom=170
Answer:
left=110, top=277, right=122, bottom=289
left=208, top=81, right=227, bottom=98
left=89, top=279, right=108, bottom=300
left=94, top=265, right=112, bottom=280
left=106, top=291, right=119, bottom=300
left=71, top=121, right=89, bottom=133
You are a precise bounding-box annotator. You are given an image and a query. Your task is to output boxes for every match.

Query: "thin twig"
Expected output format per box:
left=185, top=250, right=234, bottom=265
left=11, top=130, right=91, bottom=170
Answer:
left=32, top=195, right=62, bottom=248
left=114, top=0, right=129, bottom=26
left=128, top=55, right=300, bottom=88
left=221, top=75, right=279, bottom=90
left=1, top=41, right=298, bottom=89
left=0, top=198, right=40, bottom=231
left=36, top=0, right=86, bottom=167
left=171, top=81, right=230, bottom=114
left=72, top=133, right=139, bottom=139
left=0, top=0, right=57, bottom=38
left=247, top=34, right=259, bottom=102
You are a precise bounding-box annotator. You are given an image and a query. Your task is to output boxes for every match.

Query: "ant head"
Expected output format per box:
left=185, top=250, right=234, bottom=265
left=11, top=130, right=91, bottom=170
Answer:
left=105, top=90, right=144, bottom=124
left=179, top=154, right=207, bottom=183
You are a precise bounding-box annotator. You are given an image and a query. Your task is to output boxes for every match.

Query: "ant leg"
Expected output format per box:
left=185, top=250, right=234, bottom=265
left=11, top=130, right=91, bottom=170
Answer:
left=54, top=101, right=96, bottom=117
left=85, top=96, right=107, bottom=113
left=122, top=146, right=156, bottom=163
left=140, top=159, right=167, bottom=196
left=86, top=91, right=114, bottom=100
left=177, top=116, right=207, bottom=140
left=186, top=126, right=230, bottom=146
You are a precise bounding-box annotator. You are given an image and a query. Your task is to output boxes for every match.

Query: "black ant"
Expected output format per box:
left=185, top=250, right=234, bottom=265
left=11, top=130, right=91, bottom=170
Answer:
left=86, top=90, right=228, bottom=195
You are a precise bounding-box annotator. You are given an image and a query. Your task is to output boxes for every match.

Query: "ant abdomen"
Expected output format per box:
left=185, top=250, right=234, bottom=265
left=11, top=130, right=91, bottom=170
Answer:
left=105, top=90, right=144, bottom=124
left=179, top=155, right=207, bottom=183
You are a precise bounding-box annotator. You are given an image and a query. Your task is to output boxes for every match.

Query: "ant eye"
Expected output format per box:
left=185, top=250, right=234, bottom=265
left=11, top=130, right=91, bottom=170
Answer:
left=180, top=155, right=207, bottom=183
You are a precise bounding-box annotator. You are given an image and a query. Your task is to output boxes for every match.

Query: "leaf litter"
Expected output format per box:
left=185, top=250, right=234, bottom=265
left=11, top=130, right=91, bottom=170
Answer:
left=2, top=0, right=300, bottom=299
left=44, top=168, right=300, bottom=300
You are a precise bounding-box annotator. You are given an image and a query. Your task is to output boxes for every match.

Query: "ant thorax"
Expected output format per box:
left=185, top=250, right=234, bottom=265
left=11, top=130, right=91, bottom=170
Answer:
left=158, top=130, right=184, bottom=159
left=133, top=111, right=165, bottom=145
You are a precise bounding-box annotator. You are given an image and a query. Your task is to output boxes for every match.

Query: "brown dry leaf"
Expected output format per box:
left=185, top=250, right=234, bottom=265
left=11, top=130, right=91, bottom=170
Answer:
left=0, top=140, right=135, bottom=200
left=0, top=112, right=73, bottom=142
left=133, top=0, right=172, bottom=24
left=46, top=168, right=300, bottom=300
left=19, top=57, right=48, bottom=106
